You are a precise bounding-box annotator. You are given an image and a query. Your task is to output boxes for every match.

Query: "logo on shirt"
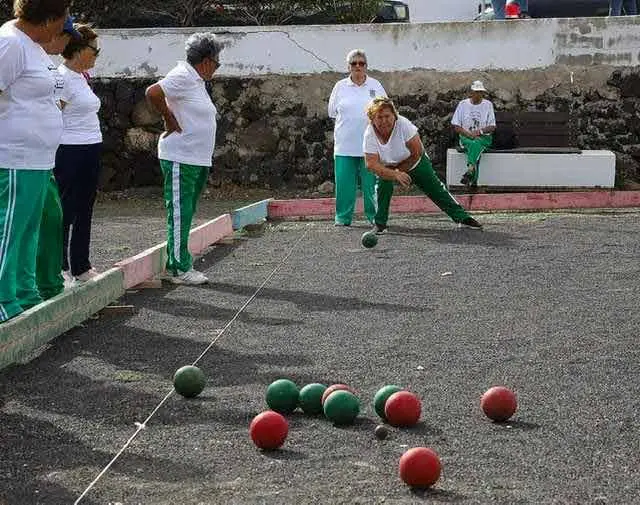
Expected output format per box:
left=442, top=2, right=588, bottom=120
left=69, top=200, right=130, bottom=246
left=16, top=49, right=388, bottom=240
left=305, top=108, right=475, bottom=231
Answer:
left=48, top=64, right=64, bottom=90
left=369, top=89, right=377, bottom=98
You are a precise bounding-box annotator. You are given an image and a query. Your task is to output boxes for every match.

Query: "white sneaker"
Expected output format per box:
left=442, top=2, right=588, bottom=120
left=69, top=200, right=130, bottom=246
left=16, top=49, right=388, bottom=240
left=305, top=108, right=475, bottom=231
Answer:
left=62, top=270, right=74, bottom=288
left=75, top=268, right=100, bottom=282
left=169, top=269, right=209, bottom=285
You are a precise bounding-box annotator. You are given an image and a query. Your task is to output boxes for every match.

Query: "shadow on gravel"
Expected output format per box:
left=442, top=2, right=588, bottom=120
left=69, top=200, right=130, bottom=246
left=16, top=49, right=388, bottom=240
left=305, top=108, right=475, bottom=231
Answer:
left=0, top=411, right=208, bottom=505
left=134, top=291, right=300, bottom=326
left=260, top=448, right=308, bottom=461
left=410, top=487, right=467, bottom=502
left=204, top=282, right=426, bottom=313
left=493, top=419, right=541, bottom=431
left=0, top=327, right=315, bottom=427
left=387, top=226, right=519, bottom=248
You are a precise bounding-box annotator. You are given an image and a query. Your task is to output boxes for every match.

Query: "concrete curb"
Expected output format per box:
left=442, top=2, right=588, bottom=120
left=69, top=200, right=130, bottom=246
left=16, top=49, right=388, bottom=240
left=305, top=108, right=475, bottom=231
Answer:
left=115, top=214, right=233, bottom=290
left=0, top=268, right=124, bottom=369
left=231, top=199, right=271, bottom=230
left=267, top=191, right=640, bottom=218
left=0, top=201, right=270, bottom=370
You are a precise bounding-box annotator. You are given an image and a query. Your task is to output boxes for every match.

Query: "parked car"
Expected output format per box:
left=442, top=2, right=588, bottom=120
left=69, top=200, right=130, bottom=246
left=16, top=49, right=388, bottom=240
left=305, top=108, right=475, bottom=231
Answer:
left=294, top=0, right=410, bottom=24
left=475, top=0, right=611, bottom=20
left=373, top=1, right=411, bottom=22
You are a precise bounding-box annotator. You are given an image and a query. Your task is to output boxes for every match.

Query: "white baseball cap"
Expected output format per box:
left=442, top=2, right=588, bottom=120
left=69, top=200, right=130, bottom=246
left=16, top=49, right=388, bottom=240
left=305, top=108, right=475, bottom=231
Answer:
left=470, top=80, right=487, bottom=92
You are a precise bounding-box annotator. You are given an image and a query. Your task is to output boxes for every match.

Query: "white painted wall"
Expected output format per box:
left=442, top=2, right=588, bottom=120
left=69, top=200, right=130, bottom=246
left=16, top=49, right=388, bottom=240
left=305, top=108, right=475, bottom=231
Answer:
left=92, top=16, right=640, bottom=78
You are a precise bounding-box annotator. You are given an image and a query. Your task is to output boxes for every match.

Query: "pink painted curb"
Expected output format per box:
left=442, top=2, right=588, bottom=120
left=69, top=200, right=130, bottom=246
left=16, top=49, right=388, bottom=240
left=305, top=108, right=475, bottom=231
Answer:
left=267, top=191, right=640, bottom=218
left=115, top=214, right=233, bottom=289
left=188, top=214, right=233, bottom=255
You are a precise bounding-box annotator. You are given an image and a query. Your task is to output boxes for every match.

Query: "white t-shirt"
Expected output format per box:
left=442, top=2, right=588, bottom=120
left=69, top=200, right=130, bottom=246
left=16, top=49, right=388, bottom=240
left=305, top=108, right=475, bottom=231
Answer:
left=0, top=21, right=63, bottom=169
left=363, top=115, right=420, bottom=168
left=451, top=98, right=496, bottom=132
left=158, top=61, right=217, bottom=167
left=328, top=76, right=387, bottom=157
left=58, top=65, right=102, bottom=145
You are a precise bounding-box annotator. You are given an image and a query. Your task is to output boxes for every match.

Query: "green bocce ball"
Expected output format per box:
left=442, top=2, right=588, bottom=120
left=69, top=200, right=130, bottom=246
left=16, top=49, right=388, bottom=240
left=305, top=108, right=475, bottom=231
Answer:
left=266, top=379, right=300, bottom=414
left=323, top=390, right=360, bottom=425
left=173, top=365, right=206, bottom=398
left=373, top=385, right=403, bottom=419
left=298, top=383, right=327, bottom=415
left=361, top=231, right=378, bottom=249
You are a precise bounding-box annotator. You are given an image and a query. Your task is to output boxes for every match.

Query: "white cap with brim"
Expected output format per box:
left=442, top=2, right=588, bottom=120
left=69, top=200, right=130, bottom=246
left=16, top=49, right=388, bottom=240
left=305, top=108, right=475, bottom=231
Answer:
left=470, top=80, right=487, bottom=92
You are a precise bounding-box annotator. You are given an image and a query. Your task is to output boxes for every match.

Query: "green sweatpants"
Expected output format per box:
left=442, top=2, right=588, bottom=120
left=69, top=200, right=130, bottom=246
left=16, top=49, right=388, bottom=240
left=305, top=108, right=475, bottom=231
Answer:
left=334, top=155, right=376, bottom=225
left=0, top=168, right=50, bottom=322
left=36, top=175, right=64, bottom=300
left=459, top=134, right=493, bottom=184
left=374, top=155, right=470, bottom=226
left=160, top=159, right=209, bottom=275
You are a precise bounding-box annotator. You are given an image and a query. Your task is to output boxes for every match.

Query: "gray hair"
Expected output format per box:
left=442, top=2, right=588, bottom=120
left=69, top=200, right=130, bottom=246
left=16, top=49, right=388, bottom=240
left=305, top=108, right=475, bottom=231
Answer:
left=346, top=49, right=367, bottom=65
left=185, top=32, right=224, bottom=66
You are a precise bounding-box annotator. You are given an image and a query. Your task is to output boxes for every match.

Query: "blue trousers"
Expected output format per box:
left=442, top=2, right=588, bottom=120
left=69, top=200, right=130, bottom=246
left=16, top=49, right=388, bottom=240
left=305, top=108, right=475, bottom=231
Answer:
left=53, top=143, right=102, bottom=276
left=609, top=0, right=637, bottom=15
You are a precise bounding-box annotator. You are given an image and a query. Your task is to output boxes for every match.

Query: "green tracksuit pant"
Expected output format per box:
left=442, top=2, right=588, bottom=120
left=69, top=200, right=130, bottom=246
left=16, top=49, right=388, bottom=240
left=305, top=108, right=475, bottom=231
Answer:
left=160, top=159, right=209, bottom=275
left=36, top=175, right=64, bottom=301
left=459, top=134, right=493, bottom=184
left=374, top=155, right=471, bottom=226
left=0, top=168, right=50, bottom=322
left=334, top=155, right=376, bottom=225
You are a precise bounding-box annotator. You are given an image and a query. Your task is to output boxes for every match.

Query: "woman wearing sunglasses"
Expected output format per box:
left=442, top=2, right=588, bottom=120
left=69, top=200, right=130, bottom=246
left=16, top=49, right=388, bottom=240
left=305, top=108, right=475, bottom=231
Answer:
left=328, top=49, right=387, bottom=227
left=53, top=23, right=103, bottom=283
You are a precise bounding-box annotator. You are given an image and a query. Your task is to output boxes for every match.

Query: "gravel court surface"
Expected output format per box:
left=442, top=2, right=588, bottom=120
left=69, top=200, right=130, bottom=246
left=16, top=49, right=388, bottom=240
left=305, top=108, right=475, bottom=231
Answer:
left=0, top=210, right=639, bottom=505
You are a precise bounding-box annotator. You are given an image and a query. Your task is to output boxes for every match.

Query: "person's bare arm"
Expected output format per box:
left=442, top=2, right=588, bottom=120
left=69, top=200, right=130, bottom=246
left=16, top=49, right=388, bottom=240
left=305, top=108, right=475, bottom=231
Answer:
left=454, top=125, right=480, bottom=139
left=145, top=83, right=182, bottom=135
left=393, top=134, right=424, bottom=173
left=365, top=153, right=411, bottom=187
left=481, top=124, right=496, bottom=134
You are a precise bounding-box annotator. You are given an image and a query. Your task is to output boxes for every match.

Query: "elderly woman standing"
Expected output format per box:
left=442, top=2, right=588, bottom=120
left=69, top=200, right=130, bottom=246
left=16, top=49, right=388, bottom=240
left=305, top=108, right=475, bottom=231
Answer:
left=328, top=49, right=387, bottom=226
left=145, top=33, right=223, bottom=285
left=452, top=80, right=496, bottom=188
left=52, top=24, right=103, bottom=284
left=0, top=0, right=69, bottom=322
left=364, top=97, right=482, bottom=233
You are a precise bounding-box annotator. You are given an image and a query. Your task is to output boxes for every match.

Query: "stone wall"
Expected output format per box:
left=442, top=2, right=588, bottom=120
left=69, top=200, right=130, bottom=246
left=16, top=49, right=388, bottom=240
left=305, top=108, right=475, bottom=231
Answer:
left=94, top=65, right=640, bottom=192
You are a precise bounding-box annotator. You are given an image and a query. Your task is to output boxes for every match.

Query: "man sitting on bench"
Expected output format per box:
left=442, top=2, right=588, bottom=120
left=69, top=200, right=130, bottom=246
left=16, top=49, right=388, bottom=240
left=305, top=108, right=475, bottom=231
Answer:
left=452, top=80, right=497, bottom=187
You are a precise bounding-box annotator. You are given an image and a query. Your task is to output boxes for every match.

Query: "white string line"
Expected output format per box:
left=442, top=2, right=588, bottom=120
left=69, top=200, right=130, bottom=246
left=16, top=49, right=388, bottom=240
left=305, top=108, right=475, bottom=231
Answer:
left=75, top=227, right=310, bottom=505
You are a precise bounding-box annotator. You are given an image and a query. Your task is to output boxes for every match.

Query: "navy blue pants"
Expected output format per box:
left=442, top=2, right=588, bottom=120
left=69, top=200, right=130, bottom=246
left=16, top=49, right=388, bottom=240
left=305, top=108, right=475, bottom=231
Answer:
left=53, top=143, right=102, bottom=276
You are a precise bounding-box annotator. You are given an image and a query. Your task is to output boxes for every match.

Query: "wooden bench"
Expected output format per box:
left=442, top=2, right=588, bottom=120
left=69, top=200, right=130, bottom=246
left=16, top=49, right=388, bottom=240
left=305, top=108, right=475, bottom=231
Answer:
left=446, top=111, right=615, bottom=189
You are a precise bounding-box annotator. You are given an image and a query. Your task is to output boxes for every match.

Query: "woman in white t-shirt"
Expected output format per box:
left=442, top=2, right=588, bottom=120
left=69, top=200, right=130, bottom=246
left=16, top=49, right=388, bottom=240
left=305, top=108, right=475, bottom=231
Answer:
left=52, top=25, right=102, bottom=282
left=145, top=33, right=222, bottom=285
left=53, top=24, right=102, bottom=283
left=363, top=98, right=482, bottom=233
left=0, top=0, right=69, bottom=323
left=328, top=49, right=387, bottom=226
left=451, top=80, right=496, bottom=188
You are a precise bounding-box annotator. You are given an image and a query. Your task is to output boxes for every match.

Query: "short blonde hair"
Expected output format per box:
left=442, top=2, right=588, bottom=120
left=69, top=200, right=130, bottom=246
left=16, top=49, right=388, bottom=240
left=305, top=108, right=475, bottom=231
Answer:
left=366, top=97, right=398, bottom=122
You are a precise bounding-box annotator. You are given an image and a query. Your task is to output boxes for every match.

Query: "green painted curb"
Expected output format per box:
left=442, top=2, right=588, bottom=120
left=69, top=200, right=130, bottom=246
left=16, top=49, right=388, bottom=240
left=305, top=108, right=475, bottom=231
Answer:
left=0, top=268, right=125, bottom=369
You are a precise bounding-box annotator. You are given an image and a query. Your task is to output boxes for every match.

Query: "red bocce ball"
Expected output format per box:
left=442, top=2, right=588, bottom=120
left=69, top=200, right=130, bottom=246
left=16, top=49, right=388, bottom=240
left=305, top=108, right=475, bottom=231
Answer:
left=399, top=447, right=442, bottom=488
left=249, top=411, right=289, bottom=450
left=481, top=386, right=517, bottom=422
left=384, top=391, right=422, bottom=427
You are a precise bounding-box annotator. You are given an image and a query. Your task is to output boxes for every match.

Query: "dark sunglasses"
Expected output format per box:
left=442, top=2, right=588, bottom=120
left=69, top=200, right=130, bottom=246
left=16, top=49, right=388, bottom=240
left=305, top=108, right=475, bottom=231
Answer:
left=86, top=45, right=100, bottom=56
left=350, top=61, right=366, bottom=67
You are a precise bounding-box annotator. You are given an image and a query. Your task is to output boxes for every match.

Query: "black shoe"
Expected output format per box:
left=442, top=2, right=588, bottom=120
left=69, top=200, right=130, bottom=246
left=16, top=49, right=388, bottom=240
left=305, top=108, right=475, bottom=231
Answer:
left=460, top=217, right=483, bottom=229
left=460, top=172, right=470, bottom=186
left=334, top=222, right=351, bottom=227
left=373, top=224, right=387, bottom=235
